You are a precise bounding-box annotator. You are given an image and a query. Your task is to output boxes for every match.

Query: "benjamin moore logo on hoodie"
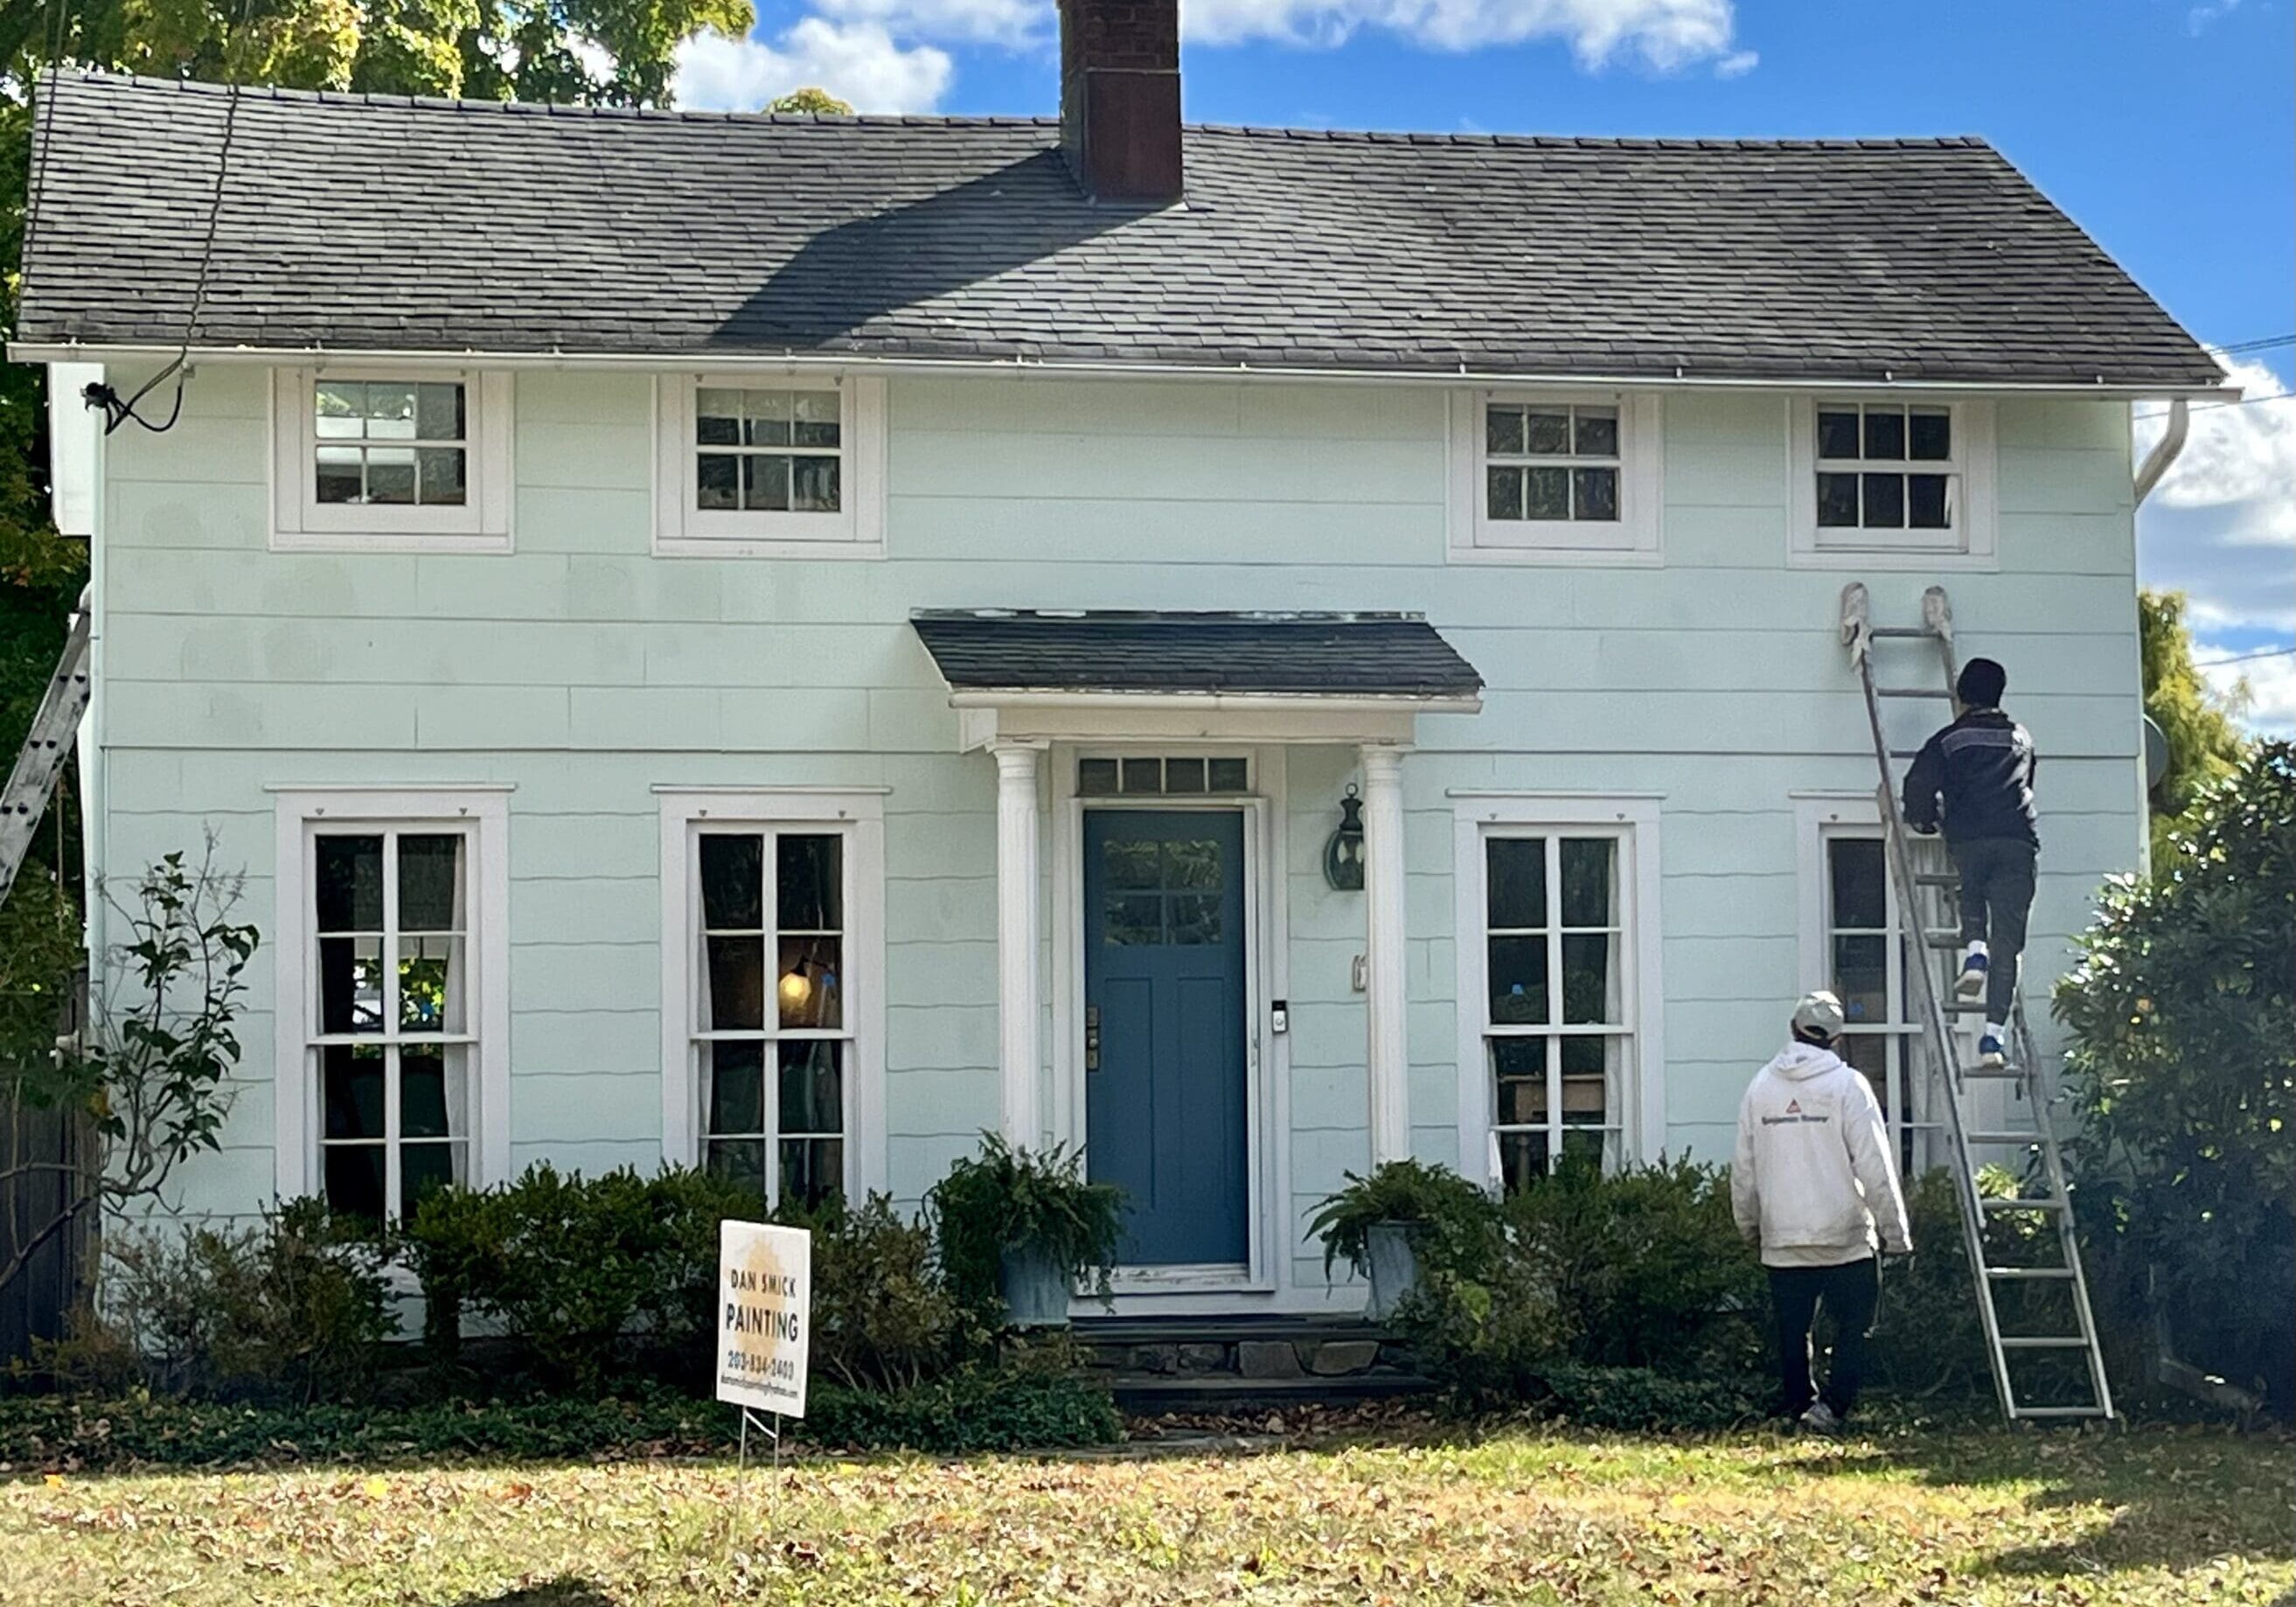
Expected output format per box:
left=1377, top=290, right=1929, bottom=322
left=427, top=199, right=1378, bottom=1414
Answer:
left=1761, top=1096, right=1831, bottom=1128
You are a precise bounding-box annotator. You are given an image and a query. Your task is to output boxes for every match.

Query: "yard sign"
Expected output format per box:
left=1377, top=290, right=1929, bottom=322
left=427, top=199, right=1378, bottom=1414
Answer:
left=716, top=1220, right=811, bottom=1418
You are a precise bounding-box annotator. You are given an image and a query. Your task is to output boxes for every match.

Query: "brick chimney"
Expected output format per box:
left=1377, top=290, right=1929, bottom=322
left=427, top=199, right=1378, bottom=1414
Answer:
left=1058, top=0, right=1182, bottom=204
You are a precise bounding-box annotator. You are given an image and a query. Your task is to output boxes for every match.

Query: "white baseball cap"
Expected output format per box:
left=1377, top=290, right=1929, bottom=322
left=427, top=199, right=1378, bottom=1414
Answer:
left=1792, top=990, right=1847, bottom=1040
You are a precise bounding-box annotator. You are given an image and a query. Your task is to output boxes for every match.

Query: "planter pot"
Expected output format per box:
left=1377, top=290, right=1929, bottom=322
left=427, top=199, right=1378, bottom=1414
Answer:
left=1364, top=1221, right=1420, bottom=1321
left=998, top=1245, right=1071, bottom=1327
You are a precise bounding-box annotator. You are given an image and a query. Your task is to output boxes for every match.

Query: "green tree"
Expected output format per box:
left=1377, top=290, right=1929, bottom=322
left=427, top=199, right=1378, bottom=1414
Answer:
left=767, top=86, right=852, bottom=115
left=2139, top=588, right=2249, bottom=867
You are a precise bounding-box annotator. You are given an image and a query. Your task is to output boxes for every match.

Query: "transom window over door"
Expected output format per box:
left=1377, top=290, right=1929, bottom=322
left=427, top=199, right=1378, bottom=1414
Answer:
left=694, top=828, right=851, bottom=1207
left=310, top=829, right=473, bottom=1223
left=1481, top=832, right=1631, bottom=1188
left=655, top=376, right=886, bottom=557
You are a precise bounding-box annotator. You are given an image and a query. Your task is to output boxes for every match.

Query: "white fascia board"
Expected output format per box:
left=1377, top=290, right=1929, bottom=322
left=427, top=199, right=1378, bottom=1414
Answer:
left=944, top=690, right=1484, bottom=714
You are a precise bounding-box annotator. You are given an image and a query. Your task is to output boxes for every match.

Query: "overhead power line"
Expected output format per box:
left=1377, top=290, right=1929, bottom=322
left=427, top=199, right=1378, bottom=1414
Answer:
left=2195, top=645, right=2296, bottom=668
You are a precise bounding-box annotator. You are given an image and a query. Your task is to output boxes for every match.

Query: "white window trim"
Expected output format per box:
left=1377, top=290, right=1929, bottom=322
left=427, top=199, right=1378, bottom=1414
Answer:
left=1451, top=792, right=1666, bottom=1186
left=270, top=368, right=512, bottom=552
left=270, top=785, right=513, bottom=1204
left=1447, top=390, right=1664, bottom=566
left=1787, top=395, right=1996, bottom=568
left=653, top=374, right=887, bottom=559
left=656, top=789, right=887, bottom=1200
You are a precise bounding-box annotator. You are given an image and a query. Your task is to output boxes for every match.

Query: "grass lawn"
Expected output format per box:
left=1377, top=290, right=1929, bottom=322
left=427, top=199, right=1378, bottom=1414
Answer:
left=0, top=1421, right=2287, bottom=1605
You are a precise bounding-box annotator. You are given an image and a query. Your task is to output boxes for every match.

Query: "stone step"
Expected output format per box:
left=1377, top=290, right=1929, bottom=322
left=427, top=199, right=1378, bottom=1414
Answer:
left=1075, top=1316, right=1410, bottom=1388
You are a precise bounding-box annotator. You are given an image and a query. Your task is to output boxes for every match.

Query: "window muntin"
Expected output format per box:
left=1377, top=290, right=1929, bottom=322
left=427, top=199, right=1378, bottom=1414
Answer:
left=1076, top=755, right=1250, bottom=797
left=314, top=379, right=468, bottom=507
left=1823, top=831, right=1940, bottom=1174
left=695, top=387, right=842, bottom=514
left=309, top=828, right=473, bottom=1223
left=1484, top=402, right=1620, bottom=524
left=1813, top=402, right=1957, bottom=536
left=1482, top=832, right=1629, bottom=1190
left=693, top=827, right=850, bottom=1207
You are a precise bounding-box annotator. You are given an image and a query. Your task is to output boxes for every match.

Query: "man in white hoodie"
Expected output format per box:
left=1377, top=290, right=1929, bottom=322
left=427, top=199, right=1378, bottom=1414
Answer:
left=1733, top=991, right=1913, bottom=1434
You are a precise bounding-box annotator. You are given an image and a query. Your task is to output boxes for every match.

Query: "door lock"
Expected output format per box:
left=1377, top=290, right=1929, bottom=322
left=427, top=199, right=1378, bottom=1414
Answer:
left=1084, top=1004, right=1101, bottom=1072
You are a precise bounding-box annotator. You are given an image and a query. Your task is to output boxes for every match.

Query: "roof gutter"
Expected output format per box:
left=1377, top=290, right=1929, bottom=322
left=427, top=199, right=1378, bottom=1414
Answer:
left=2132, top=397, right=2190, bottom=504
left=944, top=689, right=1485, bottom=714
left=0, top=339, right=2241, bottom=403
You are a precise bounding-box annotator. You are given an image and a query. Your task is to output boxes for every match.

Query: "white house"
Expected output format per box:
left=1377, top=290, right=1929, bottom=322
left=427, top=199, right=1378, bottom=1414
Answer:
left=10, top=13, right=2223, bottom=1316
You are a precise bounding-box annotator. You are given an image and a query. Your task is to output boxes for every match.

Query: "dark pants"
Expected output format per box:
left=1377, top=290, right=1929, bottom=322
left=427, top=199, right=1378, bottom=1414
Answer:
left=1769, top=1256, right=1880, bottom=1420
left=1953, top=837, right=2035, bottom=1024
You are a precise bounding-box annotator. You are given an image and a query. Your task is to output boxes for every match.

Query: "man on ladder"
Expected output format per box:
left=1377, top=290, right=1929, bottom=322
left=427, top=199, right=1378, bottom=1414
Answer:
left=1898, top=657, right=2037, bottom=1069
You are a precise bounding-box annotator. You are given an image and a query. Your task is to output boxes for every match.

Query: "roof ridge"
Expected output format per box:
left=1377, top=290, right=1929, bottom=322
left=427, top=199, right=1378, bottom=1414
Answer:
left=57, top=70, right=1990, bottom=150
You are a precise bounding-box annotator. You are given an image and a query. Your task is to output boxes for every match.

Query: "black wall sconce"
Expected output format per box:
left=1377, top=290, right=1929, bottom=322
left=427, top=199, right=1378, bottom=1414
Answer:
left=1324, top=783, right=1366, bottom=891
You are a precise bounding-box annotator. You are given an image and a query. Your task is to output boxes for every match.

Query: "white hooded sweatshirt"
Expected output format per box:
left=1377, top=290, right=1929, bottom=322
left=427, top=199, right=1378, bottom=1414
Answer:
left=1732, top=1040, right=1912, bottom=1269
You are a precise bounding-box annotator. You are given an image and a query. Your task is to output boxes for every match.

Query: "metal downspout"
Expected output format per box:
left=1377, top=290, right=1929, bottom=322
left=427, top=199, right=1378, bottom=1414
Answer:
left=2134, top=397, right=2189, bottom=504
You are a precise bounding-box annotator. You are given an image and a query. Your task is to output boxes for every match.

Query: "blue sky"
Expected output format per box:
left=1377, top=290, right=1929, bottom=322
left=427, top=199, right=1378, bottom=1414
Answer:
left=671, top=0, right=2296, bottom=727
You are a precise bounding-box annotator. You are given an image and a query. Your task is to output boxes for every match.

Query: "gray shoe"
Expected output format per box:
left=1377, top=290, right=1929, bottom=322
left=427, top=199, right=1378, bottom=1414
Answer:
left=1798, top=1401, right=1841, bottom=1436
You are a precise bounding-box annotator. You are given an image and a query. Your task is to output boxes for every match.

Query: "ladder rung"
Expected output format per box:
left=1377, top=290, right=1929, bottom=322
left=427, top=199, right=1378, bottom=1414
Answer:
left=1912, top=871, right=1959, bottom=886
left=1999, top=1336, right=2091, bottom=1349
left=1985, top=1266, right=2075, bottom=1280
left=1876, top=686, right=1953, bottom=699
left=1966, top=1131, right=2044, bottom=1145
left=1960, top=1065, right=2027, bottom=1079
left=1923, top=934, right=1971, bottom=950
left=1981, top=1196, right=2067, bottom=1212
left=1868, top=626, right=1938, bottom=638
left=2010, top=1405, right=2111, bottom=1419
left=1940, top=1000, right=1991, bottom=1014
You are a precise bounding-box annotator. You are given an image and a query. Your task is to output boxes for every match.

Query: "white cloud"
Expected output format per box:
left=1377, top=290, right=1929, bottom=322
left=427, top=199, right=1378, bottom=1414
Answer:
left=1180, top=0, right=1742, bottom=64
left=2204, top=650, right=2296, bottom=739
left=1713, top=46, right=1757, bottom=78
left=811, top=0, right=1046, bottom=47
left=672, top=18, right=954, bottom=113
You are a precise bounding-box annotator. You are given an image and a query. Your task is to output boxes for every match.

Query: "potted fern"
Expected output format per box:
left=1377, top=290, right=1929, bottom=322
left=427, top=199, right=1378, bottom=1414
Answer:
left=1308, top=1159, right=1500, bottom=1320
left=927, top=1135, right=1125, bottom=1327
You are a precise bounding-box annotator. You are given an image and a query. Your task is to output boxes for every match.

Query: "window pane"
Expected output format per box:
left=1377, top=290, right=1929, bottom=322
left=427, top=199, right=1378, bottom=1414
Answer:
left=1861, top=473, right=1905, bottom=528
left=705, top=1040, right=767, bottom=1137
left=1492, top=1035, right=1547, bottom=1124
left=1103, top=894, right=1164, bottom=946
left=1572, top=467, right=1618, bottom=522
left=324, top=1144, right=386, bottom=1222
left=1828, top=838, right=1889, bottom=931
left=699, top=834, right=764, bottom=929
left=697, top=453, right=740, bottom=509
left=415, top=383, right=465, bottom=442
left=707, top=1138, right=768, bottom=1194
left=778, top=834, right=843, bottom=932
left=318, top=935, right=385, bottom=1035
left=398, top=835, right=463, bottom=931
left=744, top=391, right=794, bottom=448
left=697, top=390, right=742, bottom=446
left=1168, top=893, right=1222, bottom=945
left=364, top=384, right=418, bottom=439
left=317, top=836, right=384, bottom=931
left=400, top=1140, right=465, bottom=1219
left=1485, top=838, right=1547, bottom=929
left=1485, top=465, right=1523, bottom=521
left=778, top=1040, right=844, bottom=1135
left=1862, top=408, right=1905, bottom=461
left=1485, top=405, right=1525, bottom=456
left=1121, top=758, right=1161, bottom=794
left=1560, top=1033, right=1612, bottom=1077
left=316, top=381, right=365, bottom=437
left=416, top=448, right=466, bottom=506
left=316, top=446, right=363, bottom=503
left=1525, top=466, right=1570, bottom=521
left=399, top=935, right=463, bottom=1033
left=1488, top=936, right=1548, bottom=1025
left=1816, top=410, right=1861, bottom=460
left=1207, top=758, right=1249, bottom=793
left=704, top=936, right=765, bottom=1031
left=1558, top=838, right=1616, bottom=927
left=400, top=1047, right=465, bottom=1139
left=1816, top=472, right=1860, bottom=527
left=743, top=454, right=791, bottom=511
left=365, top=448, right=416, bottom=505
left=779, top=1137, right=844, bottom=1210
left=322, top=1043, right=385, bottom=1138
left=1165, top=757, right=1206, bottom=794
left=1908, top=474, right=1951, bottom=530
left=1573, top=407, right=1618, bottom=457
left=1498, top=1130, right=1548, bottom=1193
left=791, top=456, right=840, bottom=513
left=1078, top=758, right=1119, bottom=797
left=792, top=392, right=841, bottom=449
left=1561, top=1075, right=1607, bottom=1123
left=1909, top=407, right=1952, bottom=462
left=1165, top=838, right=1222, bottom=890
left=1833, top=933, right=1889, bottom=1026
left=1103, top=838, right=1161, bottom=890
left=1561, top=933, right=1618, bottom=1025
left=1524, top=409, right=1569, bottom=455
left=778, top=934, right=842, bottom=1030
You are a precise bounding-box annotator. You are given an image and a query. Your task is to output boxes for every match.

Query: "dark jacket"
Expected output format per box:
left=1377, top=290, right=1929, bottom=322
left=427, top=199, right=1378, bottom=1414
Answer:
left=1902, top=706, right=2038, bottom=847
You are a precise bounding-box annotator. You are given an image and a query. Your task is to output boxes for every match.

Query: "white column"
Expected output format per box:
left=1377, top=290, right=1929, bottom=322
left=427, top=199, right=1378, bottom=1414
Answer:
left=992, top=741, right=1045, bottom=1147
left=1360, top=745, right=1410, bottom=1164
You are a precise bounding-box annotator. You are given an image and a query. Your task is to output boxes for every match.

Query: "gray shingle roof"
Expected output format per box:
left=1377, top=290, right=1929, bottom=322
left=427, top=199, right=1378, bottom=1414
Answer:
left=14, top=72, right=2222, bottom=388
left=911, top=611, right=1483, bottom=699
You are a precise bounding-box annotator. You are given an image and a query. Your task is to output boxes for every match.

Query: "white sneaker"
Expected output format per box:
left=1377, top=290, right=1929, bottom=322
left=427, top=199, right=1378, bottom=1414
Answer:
left=1798, top=1402, right=1841, bottom=1436
left=1956, top=952, right=1989, bottom=1000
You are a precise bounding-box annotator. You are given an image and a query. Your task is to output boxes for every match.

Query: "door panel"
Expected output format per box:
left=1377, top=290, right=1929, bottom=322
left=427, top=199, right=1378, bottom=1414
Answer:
left=1083, top=809, right=1249, bottom=1267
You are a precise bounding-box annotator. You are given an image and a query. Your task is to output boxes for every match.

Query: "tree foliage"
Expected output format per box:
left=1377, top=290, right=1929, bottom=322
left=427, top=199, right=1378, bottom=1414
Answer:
left=2138, top=588, right=2249, bottom=868
left=767, top=86, right=852, bottom=115
left=2055, top=740, right=2296, bottom=1409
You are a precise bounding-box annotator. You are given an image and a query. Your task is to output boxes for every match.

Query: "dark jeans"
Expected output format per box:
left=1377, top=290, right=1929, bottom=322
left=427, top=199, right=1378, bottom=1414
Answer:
left=1769, top=1256, right=1880, bottom=1420
left=1954, top=836, right=2035, bottom=1024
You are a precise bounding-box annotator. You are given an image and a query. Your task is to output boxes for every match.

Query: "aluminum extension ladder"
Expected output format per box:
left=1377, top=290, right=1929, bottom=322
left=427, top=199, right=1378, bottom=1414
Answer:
left=0, top=588, right=91, bottom=910
left=1840, top=582, right=2113, bottom=1423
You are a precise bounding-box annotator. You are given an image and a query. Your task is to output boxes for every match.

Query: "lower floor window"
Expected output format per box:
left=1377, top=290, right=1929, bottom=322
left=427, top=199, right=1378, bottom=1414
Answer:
left=1826, top=831, right=1942, bottom=1173
left=321, top=1042, right=470, bottom=1221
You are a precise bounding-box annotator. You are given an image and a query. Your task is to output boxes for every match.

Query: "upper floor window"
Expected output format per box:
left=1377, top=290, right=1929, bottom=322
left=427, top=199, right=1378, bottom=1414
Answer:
left=1449, top=391, right=1661, bottom=564
left=1790, top=397, right=1994, bottom=566
left=655, top=374, right=886, bottom=558
left=271, top=369, right=511, bottom=551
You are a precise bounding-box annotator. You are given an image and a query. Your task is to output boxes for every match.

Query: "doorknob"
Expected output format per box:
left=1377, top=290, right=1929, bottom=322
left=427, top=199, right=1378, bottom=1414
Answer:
left=1084, top=1004, right=1101, bottom=1072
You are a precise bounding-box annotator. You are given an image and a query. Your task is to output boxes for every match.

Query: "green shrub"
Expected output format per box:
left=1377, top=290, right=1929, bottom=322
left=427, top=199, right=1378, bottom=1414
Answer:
left=1531, top=1364, right=1764, bottom=1432
left=1306, top=1158, right=1503, bottom=1282
left=800, top=1193, right=973, bottom=1392
left=806, top=1370, right=1119, bottom=1453
left=1391, top=1239, right=1571, bottom=1407
left=927, top=1136, right=1124, bottom=1319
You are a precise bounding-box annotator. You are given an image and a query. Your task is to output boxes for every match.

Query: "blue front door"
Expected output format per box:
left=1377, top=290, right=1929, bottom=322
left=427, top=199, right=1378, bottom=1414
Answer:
left=1083, top=809, right=1249, bottom=1267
